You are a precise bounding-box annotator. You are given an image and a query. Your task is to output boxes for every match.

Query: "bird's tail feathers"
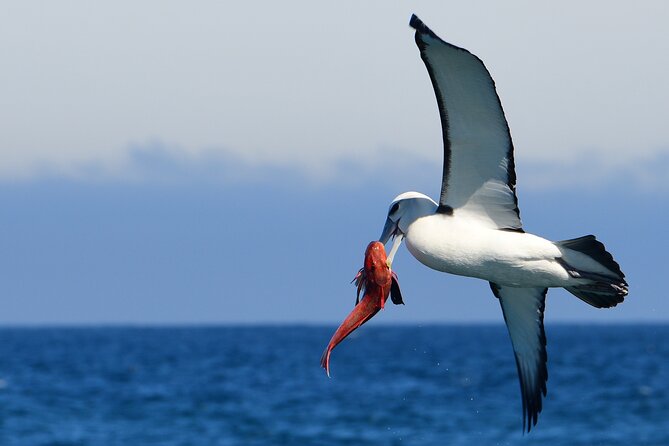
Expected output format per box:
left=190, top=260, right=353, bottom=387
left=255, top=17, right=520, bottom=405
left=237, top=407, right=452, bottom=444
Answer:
left=555, top=235, right=628, bottom=308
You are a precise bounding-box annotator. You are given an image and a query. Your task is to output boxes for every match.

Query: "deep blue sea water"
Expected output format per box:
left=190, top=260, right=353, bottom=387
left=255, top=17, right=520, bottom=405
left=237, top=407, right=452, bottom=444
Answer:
left=0, top=325, right=667, bottom=445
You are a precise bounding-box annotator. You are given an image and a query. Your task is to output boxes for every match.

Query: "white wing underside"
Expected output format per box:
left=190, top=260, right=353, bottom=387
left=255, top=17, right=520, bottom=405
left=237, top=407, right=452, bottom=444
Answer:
left=457, top=179, right=522, bottom=230
left=411, top=16, right=522, bottom=230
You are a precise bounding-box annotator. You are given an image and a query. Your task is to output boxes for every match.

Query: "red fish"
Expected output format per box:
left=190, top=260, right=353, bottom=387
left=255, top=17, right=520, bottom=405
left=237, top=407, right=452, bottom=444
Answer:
left=320, top=241, right=403, bottom=376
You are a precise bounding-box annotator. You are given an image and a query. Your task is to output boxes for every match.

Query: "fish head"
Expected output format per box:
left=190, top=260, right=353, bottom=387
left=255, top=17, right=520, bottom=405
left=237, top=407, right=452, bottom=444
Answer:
left=363, top=241, right=392, bottom=288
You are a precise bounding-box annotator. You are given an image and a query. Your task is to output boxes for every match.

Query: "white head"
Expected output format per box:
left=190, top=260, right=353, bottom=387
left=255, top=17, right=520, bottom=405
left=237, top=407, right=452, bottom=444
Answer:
left=379, top=191, right=438, bottom=264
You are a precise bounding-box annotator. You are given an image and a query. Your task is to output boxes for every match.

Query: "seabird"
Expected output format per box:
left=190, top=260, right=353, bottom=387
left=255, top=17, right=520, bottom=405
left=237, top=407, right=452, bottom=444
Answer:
left=379, top=15, right=628, bottom=432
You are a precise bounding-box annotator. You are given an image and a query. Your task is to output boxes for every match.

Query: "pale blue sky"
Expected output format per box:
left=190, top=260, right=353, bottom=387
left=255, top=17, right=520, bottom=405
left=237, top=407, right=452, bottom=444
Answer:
left=0, top=2, right=667, bottom=323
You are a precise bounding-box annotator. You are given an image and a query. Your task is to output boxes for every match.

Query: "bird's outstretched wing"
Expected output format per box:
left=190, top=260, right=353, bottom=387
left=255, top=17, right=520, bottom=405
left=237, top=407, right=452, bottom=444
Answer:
left=490, top=283, right=548, bottom=432
left=410, top=15, right=522, bottom=231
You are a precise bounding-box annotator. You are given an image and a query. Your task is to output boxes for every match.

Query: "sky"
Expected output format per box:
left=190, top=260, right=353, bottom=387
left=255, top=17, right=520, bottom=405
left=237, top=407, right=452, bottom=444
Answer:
left=0, top=1, right=667, bottom=324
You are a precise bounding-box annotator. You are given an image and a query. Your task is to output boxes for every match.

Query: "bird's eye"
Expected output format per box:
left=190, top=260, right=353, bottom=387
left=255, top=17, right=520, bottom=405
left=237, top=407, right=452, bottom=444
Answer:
left=390, top=202, right=399, bottom=215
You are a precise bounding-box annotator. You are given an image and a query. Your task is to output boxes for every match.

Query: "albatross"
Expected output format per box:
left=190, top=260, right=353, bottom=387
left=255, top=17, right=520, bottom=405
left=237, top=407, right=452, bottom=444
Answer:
left=379, top=15, right=628, bottom=432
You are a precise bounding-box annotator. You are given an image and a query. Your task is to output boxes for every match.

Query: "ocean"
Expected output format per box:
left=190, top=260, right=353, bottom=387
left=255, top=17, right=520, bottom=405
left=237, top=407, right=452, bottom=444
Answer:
left=0, top=325, right=666, bottom=445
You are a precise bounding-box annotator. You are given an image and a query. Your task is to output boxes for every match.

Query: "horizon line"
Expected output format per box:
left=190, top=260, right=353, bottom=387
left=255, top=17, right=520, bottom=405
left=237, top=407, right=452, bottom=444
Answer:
left=0, top=320, right=666, bottom=329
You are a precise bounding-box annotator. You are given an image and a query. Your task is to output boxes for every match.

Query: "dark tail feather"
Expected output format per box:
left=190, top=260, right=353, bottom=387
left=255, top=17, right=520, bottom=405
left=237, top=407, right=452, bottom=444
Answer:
left=556, top=235, right=628, bottom=308
left=557, top=235, right=624, bottom=277
left=564, top=284, right=626, bottom=308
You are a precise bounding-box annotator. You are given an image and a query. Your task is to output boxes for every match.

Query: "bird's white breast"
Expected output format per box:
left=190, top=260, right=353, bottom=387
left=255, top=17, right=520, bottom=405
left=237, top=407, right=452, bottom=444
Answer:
left=404, top=213, right=570, bottom=287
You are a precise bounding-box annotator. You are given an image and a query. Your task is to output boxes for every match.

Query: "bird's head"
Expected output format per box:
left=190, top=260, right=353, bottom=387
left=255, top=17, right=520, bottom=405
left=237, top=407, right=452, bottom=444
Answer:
left=379, top=191, right=438, bottom=264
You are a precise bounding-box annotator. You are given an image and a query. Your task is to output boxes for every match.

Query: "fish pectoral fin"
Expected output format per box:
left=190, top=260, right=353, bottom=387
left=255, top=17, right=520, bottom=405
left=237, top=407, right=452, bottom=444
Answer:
left=390, top=274, right=404, bottom=305
left=353, top=268, right=365, bottom=306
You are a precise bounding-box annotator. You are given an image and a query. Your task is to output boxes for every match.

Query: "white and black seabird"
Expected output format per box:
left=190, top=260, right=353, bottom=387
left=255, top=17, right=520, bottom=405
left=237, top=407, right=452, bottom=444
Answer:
left=379, top=15, right=628, bottom=432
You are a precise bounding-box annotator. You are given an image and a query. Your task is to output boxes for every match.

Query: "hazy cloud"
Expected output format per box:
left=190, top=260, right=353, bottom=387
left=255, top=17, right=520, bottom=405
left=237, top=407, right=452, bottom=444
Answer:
left=1, top=1, right=667, bottom=185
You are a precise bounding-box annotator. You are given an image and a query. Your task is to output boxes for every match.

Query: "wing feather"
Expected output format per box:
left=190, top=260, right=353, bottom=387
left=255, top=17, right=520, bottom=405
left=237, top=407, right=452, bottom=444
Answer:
left=490, top=283, right=548, bottom=432
left=410, top=15, right=522, bottom=230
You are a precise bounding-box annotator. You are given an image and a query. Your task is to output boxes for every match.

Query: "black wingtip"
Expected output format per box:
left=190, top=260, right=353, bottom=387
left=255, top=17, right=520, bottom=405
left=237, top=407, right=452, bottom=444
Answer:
left=409, top=14, right=435, bottom=37
left=409, top=14, right=422, bottom=30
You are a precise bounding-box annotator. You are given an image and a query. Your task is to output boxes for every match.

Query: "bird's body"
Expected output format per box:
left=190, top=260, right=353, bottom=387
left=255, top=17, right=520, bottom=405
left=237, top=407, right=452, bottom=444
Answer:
left=372, top=15, right=628, bottom=432
left=404, top=212, right=569, bottom=287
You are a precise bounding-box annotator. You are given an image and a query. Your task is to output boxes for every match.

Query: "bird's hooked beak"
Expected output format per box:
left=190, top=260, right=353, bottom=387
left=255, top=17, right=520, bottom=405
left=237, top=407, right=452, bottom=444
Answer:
left=379, top=217, right=404, bottom=267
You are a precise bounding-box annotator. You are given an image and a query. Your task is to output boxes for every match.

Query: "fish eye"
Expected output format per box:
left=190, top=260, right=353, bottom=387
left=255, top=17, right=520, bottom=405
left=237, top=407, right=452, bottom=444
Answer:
left=389, top=202, right=399, bottom=215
